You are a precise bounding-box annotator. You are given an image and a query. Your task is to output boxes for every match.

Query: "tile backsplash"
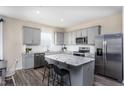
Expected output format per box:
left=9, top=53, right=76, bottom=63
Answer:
left=65, top=45, right=95, bottom=54
left=24, top=44, right=95, bottom=54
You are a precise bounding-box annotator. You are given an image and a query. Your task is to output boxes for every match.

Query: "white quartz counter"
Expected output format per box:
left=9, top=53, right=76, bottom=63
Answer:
left=45, top=54, right=95, bottom=66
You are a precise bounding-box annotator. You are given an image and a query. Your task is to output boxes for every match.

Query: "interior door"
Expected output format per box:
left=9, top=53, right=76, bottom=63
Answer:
left=95, top=35, right=104, bottom=75
left=104, top=34, right=122, bottom=81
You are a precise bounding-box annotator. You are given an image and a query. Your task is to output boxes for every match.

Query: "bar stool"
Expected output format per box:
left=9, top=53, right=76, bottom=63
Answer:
left=42, top=60, right=54, bottom=86
left=53, top=65, right=71, bottom=86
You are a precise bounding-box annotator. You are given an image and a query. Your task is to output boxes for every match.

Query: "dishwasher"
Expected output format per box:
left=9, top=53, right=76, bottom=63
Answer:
left=34, top=53, right=45, bottom=68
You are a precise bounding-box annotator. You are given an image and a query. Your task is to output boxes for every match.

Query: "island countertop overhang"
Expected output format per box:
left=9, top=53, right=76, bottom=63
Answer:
left=45, top=54, right=95, bottom=66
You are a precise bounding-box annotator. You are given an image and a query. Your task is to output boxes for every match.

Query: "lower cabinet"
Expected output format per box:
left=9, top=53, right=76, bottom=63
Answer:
left=22, top=53, right=45, bottom=69
left=22, top=54, right=34, bottom=69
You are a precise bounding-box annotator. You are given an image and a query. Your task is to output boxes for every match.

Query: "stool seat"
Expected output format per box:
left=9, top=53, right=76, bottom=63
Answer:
left=53, top=65, right=71, bottom=86
left=46, top=64, right=54, bottom=69
left=59, top=69, right=69, bottom=76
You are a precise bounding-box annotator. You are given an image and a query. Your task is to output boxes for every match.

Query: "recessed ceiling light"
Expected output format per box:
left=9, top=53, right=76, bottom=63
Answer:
left=36, top=10, right=40, bottom=14
left=60, top=18, right=64, bottom=22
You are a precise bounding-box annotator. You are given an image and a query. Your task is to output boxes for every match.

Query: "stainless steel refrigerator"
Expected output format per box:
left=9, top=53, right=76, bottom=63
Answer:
left=95, top=33, right=123, bottom=82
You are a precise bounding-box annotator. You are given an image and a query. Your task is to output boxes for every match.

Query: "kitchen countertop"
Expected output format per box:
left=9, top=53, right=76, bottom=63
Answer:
left=45, top=53, right=95, bottom=66
left=22, top=51, right=73, bottom=55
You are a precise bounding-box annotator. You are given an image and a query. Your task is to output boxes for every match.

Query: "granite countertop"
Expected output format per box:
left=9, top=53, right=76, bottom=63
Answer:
left=45, top=54, right=95, bottom=66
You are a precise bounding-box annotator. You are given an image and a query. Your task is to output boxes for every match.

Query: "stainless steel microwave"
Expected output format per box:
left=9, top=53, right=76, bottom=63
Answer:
left=76, top=37, right=87, bottom=44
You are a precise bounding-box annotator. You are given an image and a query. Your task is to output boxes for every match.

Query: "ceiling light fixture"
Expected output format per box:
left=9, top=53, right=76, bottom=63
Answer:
left=36, top=10, right=40, bottom=14
left=60, top=18, right=64, bottom=22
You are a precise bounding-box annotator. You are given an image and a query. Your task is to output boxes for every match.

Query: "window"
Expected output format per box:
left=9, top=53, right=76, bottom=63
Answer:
left=41, top=31, right=53, bottom=50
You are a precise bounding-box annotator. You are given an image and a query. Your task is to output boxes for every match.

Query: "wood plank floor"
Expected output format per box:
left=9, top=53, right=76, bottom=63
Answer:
left=5, top=67, right=124, bottom=86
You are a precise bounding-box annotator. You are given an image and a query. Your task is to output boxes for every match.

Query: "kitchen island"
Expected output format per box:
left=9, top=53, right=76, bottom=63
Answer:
left=45, top=54, right=95, bottom=86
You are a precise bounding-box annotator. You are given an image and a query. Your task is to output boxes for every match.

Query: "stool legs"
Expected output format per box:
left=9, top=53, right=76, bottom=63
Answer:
left=53, top=73, right=56, bottom=85
left=68, top=74, right=71, bottom=86
left=52, top=73, right=71, bottom=86
left=42, top=66, right=46, bottom=82
left=48, top=68, right=50, bottom=86
left=60, top=76, right=64, bottom=86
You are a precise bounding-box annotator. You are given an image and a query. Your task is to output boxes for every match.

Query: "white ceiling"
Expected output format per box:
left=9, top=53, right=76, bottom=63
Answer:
left=0, top=6, right=122, bottom=28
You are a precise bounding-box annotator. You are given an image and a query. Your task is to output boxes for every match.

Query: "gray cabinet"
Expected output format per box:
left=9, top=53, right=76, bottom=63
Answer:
left=71, top=31, right=76, bottom=45
left=87, top=26, right=101, bottom=45
left=23, top=26, right=41, bottom=45
left=55, top=32, right=64, bottom=45
left=23, top=27, right=33, bottom=45
left=76, top=29, right=87, bottom=37
left=63, top=26, right=101, bottom=45
left=22, top=54, right=34, bottom=69
left=76, top=30, right=82, bottom=37
left=81, top=29, right=87, bottom=37
left=64, top=32, right=69, bottom=45
left=64, top=32, right=76, bottom=45
left=68, top=32, right=72, bottom=45
left=69, top=61, right=95, bottom=86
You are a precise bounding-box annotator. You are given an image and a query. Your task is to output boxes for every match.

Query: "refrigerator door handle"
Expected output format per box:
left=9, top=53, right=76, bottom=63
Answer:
left=104, top=41, right=107, bottom=62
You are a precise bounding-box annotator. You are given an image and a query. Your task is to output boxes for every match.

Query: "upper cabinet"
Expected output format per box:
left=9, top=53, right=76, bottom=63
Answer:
left=55, top=25, right=101, bottom=45
left=76, top=29, right=87, bottom=37
left=64, top=32, right=69, bottom=45
left=87, top=26, right=101, bottom=45
left=68, top=32, right=72, bottom=45
left=54, top=32, right=64, bottom=45
left=81, top=29, right=87, bottom=37
left=76, top=30, right=82, bottom=37
left=71, top=31, right=76, bottom=45
left=64, top=31, right=76, bottom=45
left=23, top=26, right=41, bottom=45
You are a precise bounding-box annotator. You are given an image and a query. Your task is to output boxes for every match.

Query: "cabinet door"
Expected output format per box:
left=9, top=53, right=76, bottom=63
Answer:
left=32, top=29, right=41, bottom=45
left=68, top=32, right=72, bottom=45
left=64, top=32, right=69, bottom=45
left=23, top=54, right=34, bottom=69
left=60, top=32, right=64, bottom=45
left=76, top=30, right=82, bottom=37
left=23, top=27, right=33, bottom=45
left=87, top=26, right=100, bottom=45
left=81, top=29, right=87, bottom=37
left=55, top=32, right=64, bottom=45
left=71, top=31, right=76, bottom=45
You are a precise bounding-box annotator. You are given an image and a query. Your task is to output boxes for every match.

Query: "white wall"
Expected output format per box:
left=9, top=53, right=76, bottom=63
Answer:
left=66, top=13, right=122, bottom=34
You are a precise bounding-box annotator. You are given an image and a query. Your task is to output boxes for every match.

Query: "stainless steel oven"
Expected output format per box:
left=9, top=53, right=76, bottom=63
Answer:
left=76, top=37, right=87, bottom=44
